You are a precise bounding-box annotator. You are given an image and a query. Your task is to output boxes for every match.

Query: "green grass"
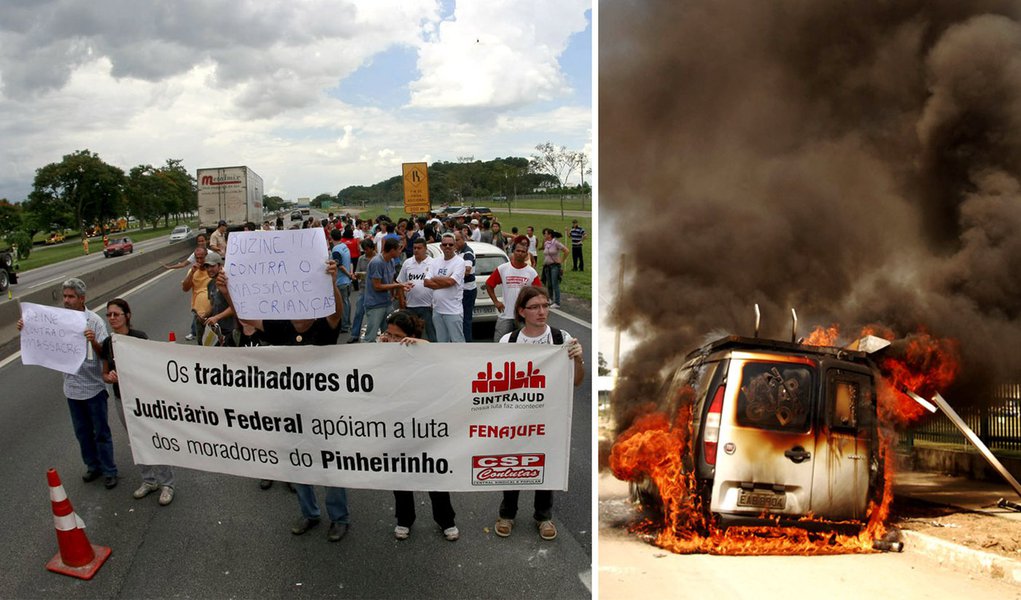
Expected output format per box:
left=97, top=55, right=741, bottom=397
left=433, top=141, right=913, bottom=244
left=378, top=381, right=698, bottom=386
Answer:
left=15, top=222, right=194, bottom=271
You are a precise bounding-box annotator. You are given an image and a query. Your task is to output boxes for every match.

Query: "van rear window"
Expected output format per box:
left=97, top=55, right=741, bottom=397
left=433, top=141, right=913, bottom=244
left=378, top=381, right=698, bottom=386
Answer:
left=736, top=363, right=813, bottom=432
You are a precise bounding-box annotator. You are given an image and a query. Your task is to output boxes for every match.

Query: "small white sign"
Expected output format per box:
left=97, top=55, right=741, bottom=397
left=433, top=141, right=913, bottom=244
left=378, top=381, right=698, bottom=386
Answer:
left=19, top=302, right=87, bottom=374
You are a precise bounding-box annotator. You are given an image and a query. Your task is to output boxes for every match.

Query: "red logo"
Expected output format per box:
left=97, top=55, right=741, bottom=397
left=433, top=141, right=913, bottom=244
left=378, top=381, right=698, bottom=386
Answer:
left=472, top=361, right=545, bottom=394
left=471, top=454, right=545, bottom=486
left=200, top=175, right=241, bottom=186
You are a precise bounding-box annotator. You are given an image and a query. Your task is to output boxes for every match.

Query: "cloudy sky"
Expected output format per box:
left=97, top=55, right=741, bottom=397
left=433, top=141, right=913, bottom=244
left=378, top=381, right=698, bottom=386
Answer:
left=0, top=0, right=591, bottom=201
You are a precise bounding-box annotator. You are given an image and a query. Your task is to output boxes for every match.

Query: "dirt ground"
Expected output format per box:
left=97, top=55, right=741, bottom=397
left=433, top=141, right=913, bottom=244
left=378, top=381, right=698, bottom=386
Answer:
left=892, top=496, right=1021, bottom=560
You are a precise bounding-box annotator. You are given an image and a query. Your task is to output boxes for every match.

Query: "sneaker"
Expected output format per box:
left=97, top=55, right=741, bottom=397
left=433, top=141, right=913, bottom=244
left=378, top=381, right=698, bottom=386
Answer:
left=259, top=479, right=273, bottom=490
left=291, top=517, right=320, bottom=535
left=394, top=525, right=410, bottom=540
left=133, top=482, right=159, bottom=499
left=550, top=303, right=560, bottom=309
left=158, top=486, right=175, bottom=506
left=495, top=518, right=513, bottom=537
left=184, top=333, right=196, bottom=341
left=327, top=521, right=349, bottom=542
left=443, top=526, right=460, bottom=542
left=82, top=470, right=101, bottom=483
left=103, top=475, right=118, bottom=489
left=538, top=520, right=557, bottom=540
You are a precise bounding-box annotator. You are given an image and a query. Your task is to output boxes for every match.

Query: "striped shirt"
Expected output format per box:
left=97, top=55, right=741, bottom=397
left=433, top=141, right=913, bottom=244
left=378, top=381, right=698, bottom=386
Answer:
left=64, top=309, right=109, bottom=400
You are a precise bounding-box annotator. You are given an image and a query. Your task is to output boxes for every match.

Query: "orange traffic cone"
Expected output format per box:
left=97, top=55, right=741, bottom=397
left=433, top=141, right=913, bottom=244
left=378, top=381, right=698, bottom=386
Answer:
left=45, top=468, right=111, bottom=580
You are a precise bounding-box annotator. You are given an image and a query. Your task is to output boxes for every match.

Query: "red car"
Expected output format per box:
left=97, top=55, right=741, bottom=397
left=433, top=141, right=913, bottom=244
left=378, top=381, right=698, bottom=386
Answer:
left=104, top=237, right=134, bottom=258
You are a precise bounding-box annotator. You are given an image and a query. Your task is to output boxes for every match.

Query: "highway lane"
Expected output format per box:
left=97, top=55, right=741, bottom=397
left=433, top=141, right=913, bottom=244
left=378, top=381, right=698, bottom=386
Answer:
left=0, top=269, right=592, bottom=598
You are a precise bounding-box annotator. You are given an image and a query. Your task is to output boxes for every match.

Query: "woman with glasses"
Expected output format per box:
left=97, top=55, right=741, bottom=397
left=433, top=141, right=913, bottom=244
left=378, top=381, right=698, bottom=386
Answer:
left=100, top=298, right=176, bottom=505
left=379, top=310, right=459, bottom=541
left=494, top=286, right=584, bottom=540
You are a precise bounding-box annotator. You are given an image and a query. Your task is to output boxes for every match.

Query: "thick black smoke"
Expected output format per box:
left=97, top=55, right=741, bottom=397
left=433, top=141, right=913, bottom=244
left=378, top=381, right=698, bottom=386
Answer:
left=601, top=0, right=1021, bottom=429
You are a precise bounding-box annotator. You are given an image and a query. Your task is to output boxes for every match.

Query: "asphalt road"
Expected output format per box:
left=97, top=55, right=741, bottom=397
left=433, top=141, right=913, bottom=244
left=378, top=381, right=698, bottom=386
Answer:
left=597, top=473, right=1020, bottom=599
left=0, top=269, right=593, bottom=599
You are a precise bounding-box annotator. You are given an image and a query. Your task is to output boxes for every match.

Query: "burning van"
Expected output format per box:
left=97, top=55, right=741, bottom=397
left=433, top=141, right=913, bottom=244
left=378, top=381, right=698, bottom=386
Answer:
left=630, top=334, right=885, bottom=530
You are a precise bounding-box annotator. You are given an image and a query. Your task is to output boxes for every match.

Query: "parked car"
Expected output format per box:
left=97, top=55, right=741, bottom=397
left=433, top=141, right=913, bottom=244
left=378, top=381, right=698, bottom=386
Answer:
left=631, top=334, right=884, bottom=530
left=438, top=206, right=464, bottom=216
left=426, top=241, right=508, bottom=325
left=104, top=237, right=134, bottom=258
left=0, top=249, right=18, bottom=292
left=169, top=225, right=194, bottom=241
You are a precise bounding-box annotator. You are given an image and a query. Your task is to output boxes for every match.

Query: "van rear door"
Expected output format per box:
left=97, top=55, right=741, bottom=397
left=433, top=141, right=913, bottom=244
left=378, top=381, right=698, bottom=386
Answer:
left=711, top=354, right=817, bottom=518
left=808, top=367, right=874, bottom=519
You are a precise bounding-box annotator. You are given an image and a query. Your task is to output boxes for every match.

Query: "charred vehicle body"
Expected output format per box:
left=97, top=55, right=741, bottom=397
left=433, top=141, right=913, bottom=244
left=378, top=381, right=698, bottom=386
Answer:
left=633, top=335, right=884, bottom=529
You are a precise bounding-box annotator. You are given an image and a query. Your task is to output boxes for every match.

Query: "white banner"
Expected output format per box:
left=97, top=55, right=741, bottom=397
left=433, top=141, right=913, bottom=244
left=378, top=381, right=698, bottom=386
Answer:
left=19, top=302, right=87, bottom=374
left=224, top=229, right=335, bottom=320
left=114, top=335, right=574, bottom=491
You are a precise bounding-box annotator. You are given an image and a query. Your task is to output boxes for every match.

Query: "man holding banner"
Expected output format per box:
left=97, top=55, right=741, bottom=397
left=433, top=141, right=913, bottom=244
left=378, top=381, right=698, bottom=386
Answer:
left=17, top=278, right=118, bottom=489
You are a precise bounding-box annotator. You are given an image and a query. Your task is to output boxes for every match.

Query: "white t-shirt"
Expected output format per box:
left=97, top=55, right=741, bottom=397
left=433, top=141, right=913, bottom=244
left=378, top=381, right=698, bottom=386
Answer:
left=353, top=229, right=365, bottom=241
left=499, top=325, right=573, bottom=346
left=471, top=227, right=482, bottom=242
left=527, top=235, right=538, bottom=256
left=486, top=262, right=540, bottom=320
left=397, top=256, right=434, bottom=308
left=429, top=254, right=465, bottom=315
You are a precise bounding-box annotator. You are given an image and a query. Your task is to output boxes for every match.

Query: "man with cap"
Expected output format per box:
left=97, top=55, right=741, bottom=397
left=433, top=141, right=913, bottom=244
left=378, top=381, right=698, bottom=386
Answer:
left=470, top=219, right=482, bottom=242
left=209, top=220, right=228, bottom=256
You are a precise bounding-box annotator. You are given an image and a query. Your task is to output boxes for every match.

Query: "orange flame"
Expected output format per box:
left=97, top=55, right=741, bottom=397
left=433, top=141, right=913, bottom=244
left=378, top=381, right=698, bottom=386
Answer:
left=804, top=324, right=840, bottom=347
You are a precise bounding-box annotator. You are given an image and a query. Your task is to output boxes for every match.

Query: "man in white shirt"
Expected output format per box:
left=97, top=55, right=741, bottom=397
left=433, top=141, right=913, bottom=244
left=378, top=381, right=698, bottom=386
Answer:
left=526, top=226, right=538, bottom=268
left=396, top=238, right=436, bottom=342
left=470, top=219, right=482, bottom=242
left=424, top=233, right=466, bottom=342
left=485, top=235, right=541, bottom=341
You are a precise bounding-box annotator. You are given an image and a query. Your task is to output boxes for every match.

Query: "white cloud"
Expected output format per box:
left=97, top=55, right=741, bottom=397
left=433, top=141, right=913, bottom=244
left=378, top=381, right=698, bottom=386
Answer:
left=0, top=0, right=591, bottom=201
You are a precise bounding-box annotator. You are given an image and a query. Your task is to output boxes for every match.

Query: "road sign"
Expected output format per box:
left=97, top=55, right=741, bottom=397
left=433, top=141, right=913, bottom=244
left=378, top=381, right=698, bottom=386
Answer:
left=402, top=162, right=430, bottom=214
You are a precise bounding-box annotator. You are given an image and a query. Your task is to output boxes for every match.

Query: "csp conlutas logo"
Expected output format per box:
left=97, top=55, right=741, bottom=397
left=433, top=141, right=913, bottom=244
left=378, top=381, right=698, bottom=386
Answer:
left=471, top=453, right=545, bottom=486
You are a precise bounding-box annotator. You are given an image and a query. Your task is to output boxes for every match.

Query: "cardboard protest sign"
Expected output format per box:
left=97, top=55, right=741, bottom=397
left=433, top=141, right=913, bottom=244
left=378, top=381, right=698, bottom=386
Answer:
left=224, top=229, right=335, bottom=320
left=19, top=302, right=87, bottom=374
left=114, top=335, right=574, bottom=491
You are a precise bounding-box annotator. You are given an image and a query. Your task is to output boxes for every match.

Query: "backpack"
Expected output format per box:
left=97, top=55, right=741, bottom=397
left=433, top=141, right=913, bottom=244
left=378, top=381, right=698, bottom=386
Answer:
left=509, top=327, right=564, bottom=345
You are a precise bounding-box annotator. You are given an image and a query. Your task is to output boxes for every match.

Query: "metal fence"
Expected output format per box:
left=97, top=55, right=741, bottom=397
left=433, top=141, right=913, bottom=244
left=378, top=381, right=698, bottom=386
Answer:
left=904, top=383, right=1021, bottom=452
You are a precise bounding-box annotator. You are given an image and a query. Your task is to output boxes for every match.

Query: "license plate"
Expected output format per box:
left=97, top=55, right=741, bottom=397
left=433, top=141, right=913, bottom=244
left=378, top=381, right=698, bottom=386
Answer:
left=737, top=490, right=786, bottom=510
left=475, top=306, right=495, bottom=314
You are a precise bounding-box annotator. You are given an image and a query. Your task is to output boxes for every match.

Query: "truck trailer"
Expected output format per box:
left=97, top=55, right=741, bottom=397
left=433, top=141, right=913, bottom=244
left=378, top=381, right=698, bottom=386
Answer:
left=197, top=166, right=264, bottom=232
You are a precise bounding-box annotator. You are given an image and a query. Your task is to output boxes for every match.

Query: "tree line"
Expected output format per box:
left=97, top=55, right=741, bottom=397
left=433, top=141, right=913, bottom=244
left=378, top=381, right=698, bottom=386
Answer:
left=0, top=150, right=195, bottom=257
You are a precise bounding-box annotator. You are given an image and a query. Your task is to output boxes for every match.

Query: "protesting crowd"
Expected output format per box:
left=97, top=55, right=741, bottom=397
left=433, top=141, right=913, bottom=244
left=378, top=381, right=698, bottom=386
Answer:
left=17, top=209, right=587, bottom=546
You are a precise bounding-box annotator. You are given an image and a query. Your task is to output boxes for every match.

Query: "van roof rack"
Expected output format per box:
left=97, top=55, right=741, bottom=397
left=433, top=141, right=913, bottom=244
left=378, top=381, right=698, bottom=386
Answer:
left=685, top=335, right=871, bottom=364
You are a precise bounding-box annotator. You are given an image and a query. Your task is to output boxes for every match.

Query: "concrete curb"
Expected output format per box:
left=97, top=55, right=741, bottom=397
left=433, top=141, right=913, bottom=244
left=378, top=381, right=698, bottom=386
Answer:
left=902, top=530, right=1021, bottom=587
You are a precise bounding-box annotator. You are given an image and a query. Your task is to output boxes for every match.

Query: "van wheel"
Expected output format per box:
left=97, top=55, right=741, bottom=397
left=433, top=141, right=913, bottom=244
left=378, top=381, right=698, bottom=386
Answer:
left=0, top=269, right=8, bottom=292
left=628, top=477, right=664, bottom=519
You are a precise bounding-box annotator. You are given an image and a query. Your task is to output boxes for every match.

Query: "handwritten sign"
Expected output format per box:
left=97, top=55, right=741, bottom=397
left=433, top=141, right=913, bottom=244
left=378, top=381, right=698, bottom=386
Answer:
left=225, top=229, right=335, bottom=320
left=115, top=336, right=574, bottom=491
left=19, top=302, right=87, bottom=374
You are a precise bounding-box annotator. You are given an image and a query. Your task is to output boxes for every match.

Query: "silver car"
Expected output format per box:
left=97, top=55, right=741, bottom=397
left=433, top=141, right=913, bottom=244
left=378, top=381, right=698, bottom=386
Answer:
left=169, top=225, right=194, bottom=241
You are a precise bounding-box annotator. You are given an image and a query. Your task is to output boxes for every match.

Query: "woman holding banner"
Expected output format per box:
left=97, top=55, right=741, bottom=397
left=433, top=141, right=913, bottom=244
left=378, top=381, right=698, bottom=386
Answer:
left=100, top=298, right=176, bottom=506
left=494, top=286, right=584, bottom=541
left=379, top=310, right=460, bottom=542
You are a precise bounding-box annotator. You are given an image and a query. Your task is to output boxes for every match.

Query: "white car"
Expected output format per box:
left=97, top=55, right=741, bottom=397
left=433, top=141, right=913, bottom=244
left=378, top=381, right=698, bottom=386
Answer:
left=169, top=225, right=194, bottom=241
left=426, top=241, right=508, bottom=324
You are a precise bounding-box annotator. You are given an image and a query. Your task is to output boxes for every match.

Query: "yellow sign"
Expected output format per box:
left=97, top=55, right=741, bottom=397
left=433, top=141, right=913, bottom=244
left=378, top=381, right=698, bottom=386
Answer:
left=402, top=162, right=430, bottom=214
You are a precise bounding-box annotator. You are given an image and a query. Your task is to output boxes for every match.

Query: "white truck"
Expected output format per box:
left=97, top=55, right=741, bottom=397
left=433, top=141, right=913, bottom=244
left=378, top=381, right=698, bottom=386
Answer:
left=197, top=166, right=264, bottom=232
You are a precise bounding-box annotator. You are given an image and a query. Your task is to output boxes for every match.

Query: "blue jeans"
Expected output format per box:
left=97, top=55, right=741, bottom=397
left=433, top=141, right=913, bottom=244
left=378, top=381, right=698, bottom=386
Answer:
left=337, top=283, right=352, bottom=333
left=461, top=287, right=477, bottom=342
left=349, top=290, right=367, bottom=341
left=547, top=263, right=563, bottom=305
left=433, top=312, right=465, bottom=342
left=406, top=306, right=436, bottom=342
left=363, top=305, right=388, bottom=342
left=67, top=390, right=117, bottom=477
left=295, top=484, right=349, bottom=523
